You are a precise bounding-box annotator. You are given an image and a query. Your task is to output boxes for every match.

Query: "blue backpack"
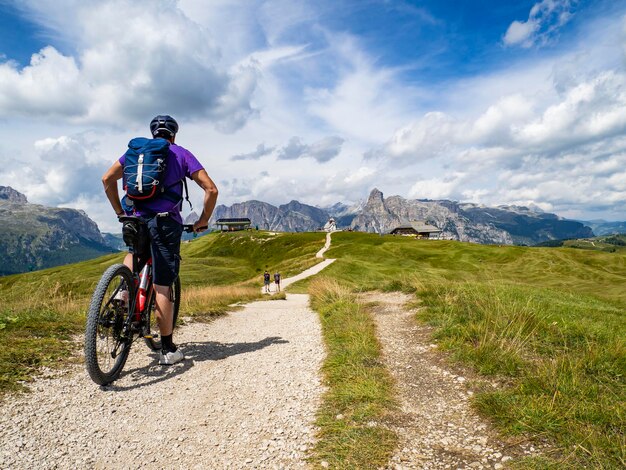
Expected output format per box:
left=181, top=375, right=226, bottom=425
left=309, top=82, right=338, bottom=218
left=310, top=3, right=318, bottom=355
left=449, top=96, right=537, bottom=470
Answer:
left=123, top=137, right=171, bottom=201
left=122, top=137, right=193, bottom=214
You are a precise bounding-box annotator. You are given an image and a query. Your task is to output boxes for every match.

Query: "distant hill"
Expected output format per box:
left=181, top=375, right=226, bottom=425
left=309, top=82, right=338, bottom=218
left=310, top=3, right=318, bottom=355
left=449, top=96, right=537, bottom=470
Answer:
left=0, top=187, right=116, bottom=275
left=581, top=220, right=626, bottom=236
left=1, top=184, right=601, bottom=275
left=536, top=234, right=626, bottom=252
left=101, top=233, right=126, bottom=251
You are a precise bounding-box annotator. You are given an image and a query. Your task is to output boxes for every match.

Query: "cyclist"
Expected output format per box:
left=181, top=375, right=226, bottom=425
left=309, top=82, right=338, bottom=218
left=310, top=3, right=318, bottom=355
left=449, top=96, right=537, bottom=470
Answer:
left=102, top=115, right=218, bottom=365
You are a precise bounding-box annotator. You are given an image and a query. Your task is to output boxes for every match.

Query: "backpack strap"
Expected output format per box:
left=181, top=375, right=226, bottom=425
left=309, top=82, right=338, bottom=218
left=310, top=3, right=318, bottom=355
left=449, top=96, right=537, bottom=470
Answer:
left=156, top=179, right=192, bottom=211
left=182, top=178, right=192, bottom=211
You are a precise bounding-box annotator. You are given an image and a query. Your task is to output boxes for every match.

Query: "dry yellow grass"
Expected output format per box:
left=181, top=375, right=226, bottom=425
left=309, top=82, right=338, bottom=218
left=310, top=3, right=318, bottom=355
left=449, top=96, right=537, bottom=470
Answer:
left=180, top=284, right=261, bottom=318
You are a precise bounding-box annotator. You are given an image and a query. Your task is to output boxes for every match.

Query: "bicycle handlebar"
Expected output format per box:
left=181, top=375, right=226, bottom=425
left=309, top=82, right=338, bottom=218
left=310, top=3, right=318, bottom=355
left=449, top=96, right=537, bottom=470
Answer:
left=118, top=216, right=207, bottom=234
left=183, top=224, right=208, bottom=233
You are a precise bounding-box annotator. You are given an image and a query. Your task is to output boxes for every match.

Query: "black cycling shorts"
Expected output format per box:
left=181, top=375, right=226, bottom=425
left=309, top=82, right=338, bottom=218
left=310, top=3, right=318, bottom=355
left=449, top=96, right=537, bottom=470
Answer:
left=146, top=216, right=183, bottom=286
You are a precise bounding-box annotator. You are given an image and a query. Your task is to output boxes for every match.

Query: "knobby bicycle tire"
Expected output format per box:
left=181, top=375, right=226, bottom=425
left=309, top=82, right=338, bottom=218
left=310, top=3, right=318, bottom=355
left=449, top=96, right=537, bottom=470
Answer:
left=85, top=264, right=135, bottom=385
left=143, top=276, right=181, bottom=351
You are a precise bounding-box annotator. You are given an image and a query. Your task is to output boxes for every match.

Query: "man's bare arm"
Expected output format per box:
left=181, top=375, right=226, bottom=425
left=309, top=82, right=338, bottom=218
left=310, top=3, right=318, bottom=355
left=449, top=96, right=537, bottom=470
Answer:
left=191, top=169, right=219, bottom=232
left=102, top=161, right=124, bottom=216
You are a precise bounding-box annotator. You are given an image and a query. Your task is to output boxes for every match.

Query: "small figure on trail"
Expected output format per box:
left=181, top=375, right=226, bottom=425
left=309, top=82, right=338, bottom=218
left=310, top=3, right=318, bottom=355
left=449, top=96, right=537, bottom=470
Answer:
left=263, top=270, right=271, bottom=293
left=274, top=272, right=281, bottom=292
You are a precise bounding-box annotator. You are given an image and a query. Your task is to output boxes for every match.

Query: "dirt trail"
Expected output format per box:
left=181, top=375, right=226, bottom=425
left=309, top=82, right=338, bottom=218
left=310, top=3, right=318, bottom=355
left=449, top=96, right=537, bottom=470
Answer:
left=363, top=292, right=546, bottom=470
left=315, top=232, right=333, bottom=259
left=263, top=232, right=335, bottom=294
left=0, top=229, right=343, bottom=470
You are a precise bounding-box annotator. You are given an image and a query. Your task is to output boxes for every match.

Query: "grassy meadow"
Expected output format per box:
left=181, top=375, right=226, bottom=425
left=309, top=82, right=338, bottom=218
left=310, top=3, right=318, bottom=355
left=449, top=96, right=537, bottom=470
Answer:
left=0, top=230, right=326, bottom=393
left=306, top=232, right=625, bottom=468
left=1, top=228, right=624, bottom=468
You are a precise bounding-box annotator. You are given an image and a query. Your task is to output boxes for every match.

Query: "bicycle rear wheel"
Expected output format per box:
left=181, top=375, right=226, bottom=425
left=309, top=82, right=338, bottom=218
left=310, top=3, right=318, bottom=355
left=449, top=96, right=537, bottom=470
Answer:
left=85, top=264, right=135, bottom=385
left=143, top=276, right=181, bottom=351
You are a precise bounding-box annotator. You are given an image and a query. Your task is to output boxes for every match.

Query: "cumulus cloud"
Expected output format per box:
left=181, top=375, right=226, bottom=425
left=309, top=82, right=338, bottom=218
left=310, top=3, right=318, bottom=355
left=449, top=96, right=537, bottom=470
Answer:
left=230, top=143, right=276, bottom=161
left=219, top=172, right=281, bottom=200
left=364, top=58, right=626, bottom=219
left=374, top=69, right=626, bottom=163
left=504, top=0, right=575, bottom=48
left=277, top=136, right=344, bottom=162
left=517, top=71, right=626, bottom=150
left=0, top=0, right=258, bottom=131
left=0, top=134, right=108, bottom=207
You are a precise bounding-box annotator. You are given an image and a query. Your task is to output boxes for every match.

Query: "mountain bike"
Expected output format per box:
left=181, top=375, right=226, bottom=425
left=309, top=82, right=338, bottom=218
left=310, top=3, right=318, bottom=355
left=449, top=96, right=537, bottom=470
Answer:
left=84, top=216, right=204, bottom=386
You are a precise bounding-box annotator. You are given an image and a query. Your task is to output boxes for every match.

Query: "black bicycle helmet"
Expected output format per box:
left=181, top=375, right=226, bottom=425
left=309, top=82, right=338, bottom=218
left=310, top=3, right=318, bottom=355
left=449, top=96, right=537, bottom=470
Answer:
left=150, top=115, right=179, bottom=137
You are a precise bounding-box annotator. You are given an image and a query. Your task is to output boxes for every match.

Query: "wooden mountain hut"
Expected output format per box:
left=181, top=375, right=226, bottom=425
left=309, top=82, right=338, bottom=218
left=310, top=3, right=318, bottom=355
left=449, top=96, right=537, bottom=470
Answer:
left=389, top=220, right=442, bottom=239
left=216, top=218, right=252, bottom=232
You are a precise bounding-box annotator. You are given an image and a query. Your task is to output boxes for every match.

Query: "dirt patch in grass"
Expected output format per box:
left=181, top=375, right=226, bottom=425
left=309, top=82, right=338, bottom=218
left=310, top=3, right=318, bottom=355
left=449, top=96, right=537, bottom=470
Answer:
left=362, top=292, right=555, bottom=469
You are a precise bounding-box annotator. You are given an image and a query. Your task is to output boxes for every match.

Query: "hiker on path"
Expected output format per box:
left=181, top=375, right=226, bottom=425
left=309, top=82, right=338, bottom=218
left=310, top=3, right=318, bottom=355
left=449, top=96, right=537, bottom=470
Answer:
left=102, top=115, right=218, bottom=365
left=274, top=272, right=281, bottom=292
left=264, top=270, right=271, bottom=293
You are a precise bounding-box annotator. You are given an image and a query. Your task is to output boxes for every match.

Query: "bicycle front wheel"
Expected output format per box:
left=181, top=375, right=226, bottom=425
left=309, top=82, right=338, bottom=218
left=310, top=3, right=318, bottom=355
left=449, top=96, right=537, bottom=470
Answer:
left=144, top=276, right=181, bottom=351
left=85, top=264, right=135, bottom=385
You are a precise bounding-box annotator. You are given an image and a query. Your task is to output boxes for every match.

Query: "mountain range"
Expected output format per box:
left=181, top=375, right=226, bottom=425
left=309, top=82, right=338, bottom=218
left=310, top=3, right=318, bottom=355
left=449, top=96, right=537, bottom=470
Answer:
left=210, top=188, right=597, bottom=245
left=0, top=187, right=116, bottom=276
left=581, top=220, right=626, bottom=236
left=1, top=185, right=622, bottom=276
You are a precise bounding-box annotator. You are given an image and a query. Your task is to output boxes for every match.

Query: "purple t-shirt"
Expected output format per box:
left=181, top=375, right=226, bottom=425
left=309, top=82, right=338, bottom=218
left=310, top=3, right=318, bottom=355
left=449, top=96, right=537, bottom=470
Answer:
left=119, top=143, right=204, bottom=224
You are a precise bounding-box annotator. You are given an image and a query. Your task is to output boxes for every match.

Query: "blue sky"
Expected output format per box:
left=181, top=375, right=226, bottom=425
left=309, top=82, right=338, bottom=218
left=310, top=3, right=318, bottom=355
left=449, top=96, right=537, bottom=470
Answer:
left=0, top=0, right=625, bottom=232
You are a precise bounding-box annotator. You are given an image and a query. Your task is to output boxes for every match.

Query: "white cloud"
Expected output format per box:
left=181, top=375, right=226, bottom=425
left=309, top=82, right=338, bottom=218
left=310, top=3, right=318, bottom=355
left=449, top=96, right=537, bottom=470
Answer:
left=516, top=71, right=626, bottom=149
left=504, top=0, right=574, bottom=48
left=0, top=0, right=258, bottom=131
left=408, top=175, right=464, bottom=200
left=230, top=143, right=276, bottom=161
left=365, top=51, right=626, bottom=220
left=277, top=136, right=344, bottom=162
left=305, top=33, right=419, bottom=144
left=344, top=167, right=375, bottom=185
left=0, top=134, right=108, bottom=207
left=504, top=20, right=538, bottom=46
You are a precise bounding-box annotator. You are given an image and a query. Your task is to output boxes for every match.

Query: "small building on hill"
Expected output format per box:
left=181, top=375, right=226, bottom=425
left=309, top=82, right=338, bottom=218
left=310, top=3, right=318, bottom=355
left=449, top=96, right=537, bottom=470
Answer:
left=323, top=217, right=337, bottom=232
left=390, top=220, right=443, bottom=239
left=216, top=218, right=252, bottom=232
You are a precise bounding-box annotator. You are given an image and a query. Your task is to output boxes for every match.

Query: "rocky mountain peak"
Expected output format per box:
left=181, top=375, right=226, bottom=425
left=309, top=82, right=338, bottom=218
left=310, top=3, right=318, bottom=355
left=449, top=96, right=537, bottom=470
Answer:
left=367, top=188, right=383, bottom=203
left=366, top=188, right=387, bottom=213
left=0, top=186, right=28, bottom=204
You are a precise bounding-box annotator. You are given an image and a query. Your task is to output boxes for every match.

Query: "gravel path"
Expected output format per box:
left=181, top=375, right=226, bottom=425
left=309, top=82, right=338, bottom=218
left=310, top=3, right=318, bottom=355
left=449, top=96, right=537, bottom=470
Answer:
left=0, top=294, right=325, bottom=469
left=315, top=233, right=333, bottom=259
left=362, top=292, right=547, bottom=470
left=263, top=232, right=335, bottom=294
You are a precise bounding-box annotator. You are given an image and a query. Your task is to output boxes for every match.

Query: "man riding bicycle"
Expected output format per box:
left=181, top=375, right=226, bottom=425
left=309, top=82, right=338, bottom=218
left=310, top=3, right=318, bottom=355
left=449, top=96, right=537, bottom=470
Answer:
left=102, top=115, right=218, bottom=365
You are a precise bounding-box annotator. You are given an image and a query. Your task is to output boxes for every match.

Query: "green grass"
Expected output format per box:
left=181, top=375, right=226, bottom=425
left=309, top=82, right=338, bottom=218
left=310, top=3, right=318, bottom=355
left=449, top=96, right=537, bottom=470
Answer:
left=321, top=232, right=626, bottom=302
left=0, top=230, right=326, bottom=393
left=414, top=281, right=624, bottom=468
left=561, top=234, right=626, bottom=253
left=2, top=228, right=624, bottom=467
left=309, top=278, right=397, bottom=469
left=313, top=232, right=626, bottom=468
